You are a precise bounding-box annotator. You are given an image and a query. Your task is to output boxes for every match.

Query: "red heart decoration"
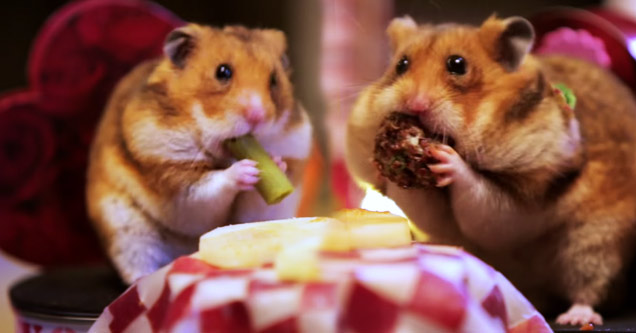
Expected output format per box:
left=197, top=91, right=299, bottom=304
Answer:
left=0, top=0, right=183, bottom=266
left=530, top=8, right=636, bottom=91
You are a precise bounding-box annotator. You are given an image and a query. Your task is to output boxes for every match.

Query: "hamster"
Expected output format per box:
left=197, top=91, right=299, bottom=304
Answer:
left=87, top=23, right=312, bottom=284
left=346, top=15, right=636, bottom=326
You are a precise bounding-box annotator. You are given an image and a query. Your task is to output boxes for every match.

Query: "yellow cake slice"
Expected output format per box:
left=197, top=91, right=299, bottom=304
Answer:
left=198, top=210, right=413, bottom=281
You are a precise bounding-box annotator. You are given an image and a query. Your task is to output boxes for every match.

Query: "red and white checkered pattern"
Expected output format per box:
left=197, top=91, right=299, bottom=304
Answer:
left=90, top=244, right=552, bottom=333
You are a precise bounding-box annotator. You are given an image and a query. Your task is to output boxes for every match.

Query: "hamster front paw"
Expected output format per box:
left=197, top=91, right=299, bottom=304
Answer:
left=226, top=159, right=260, bottom=191
left=427, top=144, right=471, bottom=187
left=271, top=155, right=288, bottom=173
left=556, top=303, right=603, bottom=326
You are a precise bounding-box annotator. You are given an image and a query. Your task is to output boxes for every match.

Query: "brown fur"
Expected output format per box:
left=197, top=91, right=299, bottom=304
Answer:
left=346, top=15, right=636, bottom=321
left=87, top=24, right=312, bottom=283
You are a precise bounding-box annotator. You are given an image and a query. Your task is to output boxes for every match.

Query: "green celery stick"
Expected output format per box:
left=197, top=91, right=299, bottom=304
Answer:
left=224, top=134, right=294, bottom=204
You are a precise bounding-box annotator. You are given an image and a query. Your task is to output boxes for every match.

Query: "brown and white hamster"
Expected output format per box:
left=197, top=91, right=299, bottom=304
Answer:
left=87, top=24, right=312, bottom=284
left=346, top=15, right=636, bottom=326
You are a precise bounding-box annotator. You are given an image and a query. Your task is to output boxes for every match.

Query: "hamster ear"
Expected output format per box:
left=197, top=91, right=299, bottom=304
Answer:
left=259, top=29, right=290, bottom=71
left=387, top=16, right=418, bottom=51
left=479, top=15, right=534, bottom=71
left=260, top=29, right=287, bottom=55
left=163, top=25, right=198, bottom=68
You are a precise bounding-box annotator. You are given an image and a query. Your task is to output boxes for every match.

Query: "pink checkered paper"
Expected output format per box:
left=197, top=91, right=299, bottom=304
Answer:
left=90, top=244, right=552, bottom=333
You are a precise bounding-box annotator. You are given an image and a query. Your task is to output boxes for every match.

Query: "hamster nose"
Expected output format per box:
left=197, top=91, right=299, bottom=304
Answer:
left=246, top=106, right=265, bottom=124
left=406, top=95, right=431, bottom=114
left=240, top=92, right=266, bottom=125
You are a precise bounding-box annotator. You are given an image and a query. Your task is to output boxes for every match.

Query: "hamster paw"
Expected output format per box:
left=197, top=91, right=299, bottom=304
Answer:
left=556, top=303, right=603, bottom=326
left=227, top=159, right=260, bottom=191
left=427, top=144, right=470, bottom=187
left=272, top=155, right=288, bottom=173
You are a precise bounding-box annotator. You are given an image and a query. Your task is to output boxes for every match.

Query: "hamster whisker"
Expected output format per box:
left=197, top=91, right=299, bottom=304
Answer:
left=464, top=130, right=483, bottom=166
left=332, top=90, right=370, bottom=105
left=193, top=134, right=217, bottom=167
left=187, top=146, right=207, bottom=170
left=330, top=5, right=364, bottom=33
left=335, top=84, right=371, bottom=96
left=470, top=146, right=483, bottom=166
left=333, top=93, right=362, bottom=104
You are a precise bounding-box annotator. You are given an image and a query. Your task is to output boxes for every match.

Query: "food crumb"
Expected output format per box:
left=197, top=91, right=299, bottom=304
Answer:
left=579, top=322, right=594, bottom=331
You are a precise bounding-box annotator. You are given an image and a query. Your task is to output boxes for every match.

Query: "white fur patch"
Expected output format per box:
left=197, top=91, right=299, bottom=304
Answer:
left=471, top=100, right=497, bottom=141
left=254, top=108, right=290, bottom=138
left=231, top=185, right=303, bottom=223
left=102, top=147, right=163, bottom=220
left=192, top=101, right=250, bottom=157
left=375, top=88, right=401, bottom=118
left=563, top=118, right=581, bottom=157
left=191, top=100, right=312, bottom=160
left=429, top=99, right=462, bottom=137
left=129, top=114, right=203, bottom=162
left=237, top=91, right=264, bottom=109
left=172, top=169, right=238, bottom=236
left=99, top=195, right=137, bottom=230
left=375, top=87, right=462, bottom=140
left=256, top=110, right=312, bottom=159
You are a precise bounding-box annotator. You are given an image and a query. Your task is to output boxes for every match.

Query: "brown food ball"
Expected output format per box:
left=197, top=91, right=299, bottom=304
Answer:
left=373, top=112, right=441, bottom=189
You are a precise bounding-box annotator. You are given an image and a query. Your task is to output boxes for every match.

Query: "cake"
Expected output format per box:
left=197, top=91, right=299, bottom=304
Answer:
left=90, top=210, right=552, bottom=333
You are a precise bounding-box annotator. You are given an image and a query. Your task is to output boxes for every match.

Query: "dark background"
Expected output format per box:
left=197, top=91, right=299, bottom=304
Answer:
left=0, top=0, right=602, bottom=95
left=395, top=0, right=602, bottom=24
left=0, top=0, right=322, bottom=94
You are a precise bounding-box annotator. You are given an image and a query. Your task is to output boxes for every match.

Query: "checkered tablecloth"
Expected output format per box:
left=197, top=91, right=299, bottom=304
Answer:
left=89, top=244, right=552, bottom=333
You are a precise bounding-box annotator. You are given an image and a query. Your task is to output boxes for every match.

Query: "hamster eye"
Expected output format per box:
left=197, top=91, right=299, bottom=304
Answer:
left=215, top=64, right=233, bottom=82
left=395, top=56, right=409, bottom=75
left=446, top=55, right=466, bottom=75
left=269, top=72, right=278, bottom=89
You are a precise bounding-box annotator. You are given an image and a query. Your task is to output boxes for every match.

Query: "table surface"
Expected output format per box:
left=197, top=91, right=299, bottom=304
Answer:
left=550, top=306, right=636, bottom=332
left=552, top=317, right=636, bottom=332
